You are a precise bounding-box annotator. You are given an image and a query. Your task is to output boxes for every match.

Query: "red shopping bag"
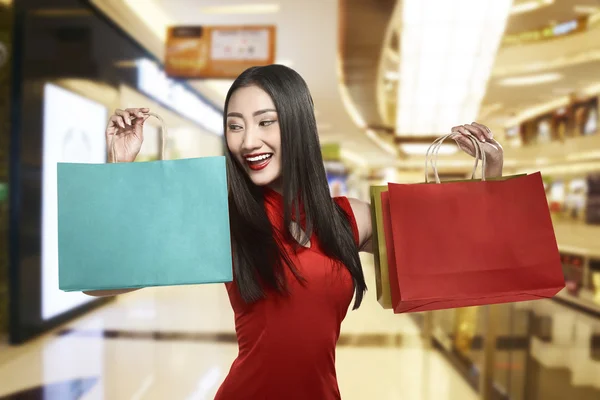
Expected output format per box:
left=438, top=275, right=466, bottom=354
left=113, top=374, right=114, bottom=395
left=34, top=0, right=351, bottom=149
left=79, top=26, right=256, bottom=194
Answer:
left=383, top=134, right=565, bottom=313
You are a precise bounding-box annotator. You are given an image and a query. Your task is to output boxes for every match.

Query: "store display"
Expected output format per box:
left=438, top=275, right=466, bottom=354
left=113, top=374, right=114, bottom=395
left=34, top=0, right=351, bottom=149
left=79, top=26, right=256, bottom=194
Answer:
left=560, top=253, right=584, bottom=296
left=585, top=173, right=600, bottom=225
left=504, top=125, right=522, bottom=147
left=564, top=178, right=587, bottom=221
left=586, top=173, right=600, bottom=195
left=41, top=83, right=106, bottom=320
left=548, top=180, right=565, bottom=215
left=553, top=107, right=570, bottom=140
left=453, top=307, right=478, bottom=356
left=518, top=96, right=599, bottom=145
left=588, top=260, right=600, bottom=305
left=573, top=97, right=598, bottom=136
left=585, top=196, right=600, bottom=225
left=326, top=172, right=347, bottom=197
left=57, top=114, right=232, bottom=292
left=536, top=115, right=554, bottom=144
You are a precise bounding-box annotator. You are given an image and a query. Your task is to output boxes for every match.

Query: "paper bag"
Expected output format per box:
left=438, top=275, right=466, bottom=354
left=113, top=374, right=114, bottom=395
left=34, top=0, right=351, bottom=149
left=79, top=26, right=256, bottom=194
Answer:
left=57, top=114, right=232, bottom=291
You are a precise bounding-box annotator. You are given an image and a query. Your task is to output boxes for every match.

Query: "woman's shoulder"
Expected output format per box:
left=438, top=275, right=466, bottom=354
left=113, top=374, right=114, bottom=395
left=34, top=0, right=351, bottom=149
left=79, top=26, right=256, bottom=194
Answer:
left=333, top=197, right=369, bottom=221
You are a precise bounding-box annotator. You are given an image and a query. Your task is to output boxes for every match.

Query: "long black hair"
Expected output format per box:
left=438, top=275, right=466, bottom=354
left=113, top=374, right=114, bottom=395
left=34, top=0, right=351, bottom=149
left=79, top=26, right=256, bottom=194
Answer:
left=224, top=65, right=367, bottom=309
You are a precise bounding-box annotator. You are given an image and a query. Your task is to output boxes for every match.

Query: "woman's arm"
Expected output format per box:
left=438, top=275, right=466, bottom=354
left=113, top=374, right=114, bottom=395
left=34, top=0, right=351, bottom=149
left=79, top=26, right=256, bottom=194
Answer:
left=348, top=198, right=373, bottom=254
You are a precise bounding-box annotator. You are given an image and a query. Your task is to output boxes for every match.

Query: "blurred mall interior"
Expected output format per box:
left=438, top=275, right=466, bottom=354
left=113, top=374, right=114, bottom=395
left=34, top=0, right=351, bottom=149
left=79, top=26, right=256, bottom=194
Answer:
left=1, top=0, right=600, bottom=399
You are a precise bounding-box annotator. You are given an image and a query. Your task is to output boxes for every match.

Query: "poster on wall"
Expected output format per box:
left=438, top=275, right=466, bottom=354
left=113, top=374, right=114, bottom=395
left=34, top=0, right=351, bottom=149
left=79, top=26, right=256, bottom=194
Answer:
left=165, top=25, right=276, bottom=79
left=42, top=83, right=107, bottom=321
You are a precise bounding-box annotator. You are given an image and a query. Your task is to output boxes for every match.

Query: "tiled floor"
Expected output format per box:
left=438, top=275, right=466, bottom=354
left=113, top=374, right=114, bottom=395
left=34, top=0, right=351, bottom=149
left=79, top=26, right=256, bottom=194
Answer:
left=0, top=255, right=477, bottom=399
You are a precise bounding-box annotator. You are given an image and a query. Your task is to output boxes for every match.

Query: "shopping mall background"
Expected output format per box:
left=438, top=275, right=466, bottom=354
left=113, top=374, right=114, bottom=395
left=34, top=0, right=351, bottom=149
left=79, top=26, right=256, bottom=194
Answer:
left=1, top=0, right=600, bottom=399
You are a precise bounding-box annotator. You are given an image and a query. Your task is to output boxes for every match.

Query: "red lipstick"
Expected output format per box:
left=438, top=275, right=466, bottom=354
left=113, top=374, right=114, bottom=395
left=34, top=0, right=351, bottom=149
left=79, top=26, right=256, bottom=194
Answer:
left=244, top=153, right=273, bottom=171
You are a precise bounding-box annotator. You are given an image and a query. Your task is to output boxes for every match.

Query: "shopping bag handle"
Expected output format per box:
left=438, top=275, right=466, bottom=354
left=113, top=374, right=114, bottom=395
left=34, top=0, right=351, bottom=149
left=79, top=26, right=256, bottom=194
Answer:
left=110, top=112, right=168, bottom=163
left=424, top=132, right=486, bottom=184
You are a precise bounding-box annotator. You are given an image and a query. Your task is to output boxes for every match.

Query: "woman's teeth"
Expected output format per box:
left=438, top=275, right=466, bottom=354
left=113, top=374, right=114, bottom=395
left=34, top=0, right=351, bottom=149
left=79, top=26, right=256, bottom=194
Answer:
left=246, top=154, right=272, bottom=162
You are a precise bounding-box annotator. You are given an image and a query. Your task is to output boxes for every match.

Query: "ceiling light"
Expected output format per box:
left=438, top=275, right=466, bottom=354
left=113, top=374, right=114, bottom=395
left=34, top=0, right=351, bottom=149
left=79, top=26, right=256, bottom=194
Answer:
left=574, top=5, right=600, bottom=14
left=478, top=102, right=503, bottom=119
left=200, top=4, right=280, bottom=15
left=123, top=0, right=172, bottom=41
left=499, top=73, right=562, bottom=86
left=365, top=129, right=398, bottom=155
left=385, top=71, right=399, bottom=81
left=511, top=0, right=554, bottom=15
left=337, top=58, right=366, bottom=129
left=202, top=79, right=235, bottom=96
left=396, top=0, right=513, bottom=136
left=340, top=149, right=368, bottom=167
left=275, top=59, right=294, bottom=67
left=552, top=87, right=575, bottom=95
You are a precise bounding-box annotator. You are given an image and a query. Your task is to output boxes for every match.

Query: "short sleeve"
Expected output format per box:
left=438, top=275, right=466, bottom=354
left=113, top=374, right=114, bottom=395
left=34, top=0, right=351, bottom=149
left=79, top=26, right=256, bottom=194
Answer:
left=333, top=196, right=360, bottom=246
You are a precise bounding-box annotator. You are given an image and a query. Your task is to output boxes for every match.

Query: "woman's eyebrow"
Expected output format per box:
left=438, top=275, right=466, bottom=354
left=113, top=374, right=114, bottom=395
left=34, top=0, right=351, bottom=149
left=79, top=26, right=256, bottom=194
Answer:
left=226, top=109, right=277, bottom=118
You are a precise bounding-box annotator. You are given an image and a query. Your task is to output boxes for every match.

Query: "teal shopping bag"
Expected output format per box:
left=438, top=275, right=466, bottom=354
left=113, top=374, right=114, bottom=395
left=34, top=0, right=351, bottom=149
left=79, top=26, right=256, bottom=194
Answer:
left=57, top=117, right=232, bottom=292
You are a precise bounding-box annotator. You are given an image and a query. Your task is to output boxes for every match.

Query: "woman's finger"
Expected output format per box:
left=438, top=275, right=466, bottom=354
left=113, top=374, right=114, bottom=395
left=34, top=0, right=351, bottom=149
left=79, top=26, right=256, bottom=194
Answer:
left=115, top=109, right=133, bottom=126
left=454, top=135, right=475, bottom=156
left=452, top=125, right=472, bottom=139
left=109, top=114, right=126, bottom=130
left=126, top=108, right=149, bottom=120
left=463, top=124, right=487, bottom=142
left=125, top=107, right=149, bottom=114
left=133, top=114, right=146, bottom=126
left=472, top=122, right=493, bottom=139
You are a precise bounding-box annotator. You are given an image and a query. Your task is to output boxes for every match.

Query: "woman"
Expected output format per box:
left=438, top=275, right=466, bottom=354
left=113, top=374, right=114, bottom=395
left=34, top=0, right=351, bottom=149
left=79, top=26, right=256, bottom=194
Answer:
left=89, top=65, right=504, bottom=399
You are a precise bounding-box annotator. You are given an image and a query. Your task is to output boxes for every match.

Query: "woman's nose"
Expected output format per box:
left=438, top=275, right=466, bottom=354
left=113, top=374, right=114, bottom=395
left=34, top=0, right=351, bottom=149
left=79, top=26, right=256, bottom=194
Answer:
left=241, top=128, right=261, bottom=151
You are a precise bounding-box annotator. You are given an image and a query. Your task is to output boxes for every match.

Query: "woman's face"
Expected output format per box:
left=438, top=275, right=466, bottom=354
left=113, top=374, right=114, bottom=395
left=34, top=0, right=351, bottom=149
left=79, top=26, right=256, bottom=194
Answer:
left=226, top=85, right=282, bottom=192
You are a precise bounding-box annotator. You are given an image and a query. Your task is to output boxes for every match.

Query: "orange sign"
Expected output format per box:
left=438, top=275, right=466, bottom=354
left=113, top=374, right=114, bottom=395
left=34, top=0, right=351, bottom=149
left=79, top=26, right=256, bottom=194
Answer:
left=165, top=25, right=276, bottom=79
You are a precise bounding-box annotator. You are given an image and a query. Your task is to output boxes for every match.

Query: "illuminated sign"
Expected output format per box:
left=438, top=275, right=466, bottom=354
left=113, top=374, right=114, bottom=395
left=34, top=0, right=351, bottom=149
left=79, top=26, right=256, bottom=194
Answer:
left=165, top=25, right=276, bottom=79
left=42, top=83, right=105, bottom=320
left=136, top=59, right=223, bottom=135
left=502, top=17, right=588, bottom=47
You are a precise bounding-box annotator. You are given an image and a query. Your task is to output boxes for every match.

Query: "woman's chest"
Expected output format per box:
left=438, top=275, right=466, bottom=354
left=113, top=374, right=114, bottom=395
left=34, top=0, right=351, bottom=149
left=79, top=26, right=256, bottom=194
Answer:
left=280, top=240, right=355, bottom=307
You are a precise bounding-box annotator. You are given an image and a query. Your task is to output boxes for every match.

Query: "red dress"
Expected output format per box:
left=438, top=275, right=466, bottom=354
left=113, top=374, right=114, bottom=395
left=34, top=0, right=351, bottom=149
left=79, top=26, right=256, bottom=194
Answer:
left=214, top=188, right=360, bottom=400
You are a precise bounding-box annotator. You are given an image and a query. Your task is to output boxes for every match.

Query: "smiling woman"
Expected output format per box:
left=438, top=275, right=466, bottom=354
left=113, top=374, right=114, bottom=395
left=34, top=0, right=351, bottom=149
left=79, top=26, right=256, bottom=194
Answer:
left=217, top=65, right=370, bottom=400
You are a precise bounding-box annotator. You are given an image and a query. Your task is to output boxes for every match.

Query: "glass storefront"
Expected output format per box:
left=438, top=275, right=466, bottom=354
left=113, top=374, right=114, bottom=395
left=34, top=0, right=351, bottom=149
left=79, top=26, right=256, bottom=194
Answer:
left=5, top=0, right=222, bottom=344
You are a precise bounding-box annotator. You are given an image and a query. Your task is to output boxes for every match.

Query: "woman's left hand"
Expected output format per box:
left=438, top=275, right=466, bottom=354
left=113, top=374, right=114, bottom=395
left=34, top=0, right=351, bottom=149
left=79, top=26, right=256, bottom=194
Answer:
left=451, top=122, right=504, bottom=178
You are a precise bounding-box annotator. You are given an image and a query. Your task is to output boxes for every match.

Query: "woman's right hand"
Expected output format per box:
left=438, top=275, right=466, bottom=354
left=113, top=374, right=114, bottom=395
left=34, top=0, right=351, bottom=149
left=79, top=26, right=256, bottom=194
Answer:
left=106, top=108, right=151, bottom=163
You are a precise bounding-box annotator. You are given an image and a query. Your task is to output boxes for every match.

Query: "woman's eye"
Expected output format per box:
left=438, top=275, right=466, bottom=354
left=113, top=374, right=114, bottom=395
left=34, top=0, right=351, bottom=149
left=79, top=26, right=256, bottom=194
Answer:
left=260, top=120, right=276, bottom=127
left=228, top=124, right=243, bottom=131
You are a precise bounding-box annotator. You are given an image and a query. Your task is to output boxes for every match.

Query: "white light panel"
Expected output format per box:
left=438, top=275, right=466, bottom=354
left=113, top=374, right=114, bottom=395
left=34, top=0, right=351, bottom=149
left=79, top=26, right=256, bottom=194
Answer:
left=396, top=0, right=513, bottom=138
